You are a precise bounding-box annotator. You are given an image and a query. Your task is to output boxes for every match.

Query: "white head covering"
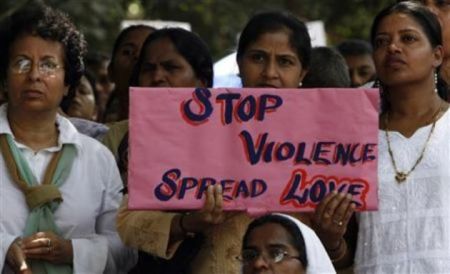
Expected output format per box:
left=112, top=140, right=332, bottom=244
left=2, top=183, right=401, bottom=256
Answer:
left=273, top=214, right=336, bottom=274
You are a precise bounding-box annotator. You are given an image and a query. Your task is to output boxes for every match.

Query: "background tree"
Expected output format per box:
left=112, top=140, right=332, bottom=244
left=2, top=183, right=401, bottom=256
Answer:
left=0, top=0, right=395, bottom=60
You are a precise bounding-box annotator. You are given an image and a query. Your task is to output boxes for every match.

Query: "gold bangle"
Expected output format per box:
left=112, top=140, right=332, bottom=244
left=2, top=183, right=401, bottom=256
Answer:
left=326, top=238, right=343, bottom=254
left=330, top=240, right=347, bottom=263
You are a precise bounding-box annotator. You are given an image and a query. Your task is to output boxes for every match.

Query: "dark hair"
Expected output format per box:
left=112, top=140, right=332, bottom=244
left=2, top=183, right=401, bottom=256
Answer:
left=85, top=51, right=110, bottom=71
left=336, top=39, right=373, bottom=57
left=0, top=2, right=87, bottom=95
left=242, top=214, right=308, bottom=268
left=109, top=25, right=156, bottom=69
left=130, top=28, right=213, bottom=88
left=236, top=11, right=311, bottom=69
left=371, top=2, right=448, bottom=108
left=302, top=46, right=351, bottom=88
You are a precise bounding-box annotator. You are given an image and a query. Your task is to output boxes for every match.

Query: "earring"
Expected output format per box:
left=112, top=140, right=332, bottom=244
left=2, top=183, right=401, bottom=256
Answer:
left=374, top=79, right=383, bottom=90
left=434, top=71, right=438, bottom=93
left=298, top=81, right=303, bottom=87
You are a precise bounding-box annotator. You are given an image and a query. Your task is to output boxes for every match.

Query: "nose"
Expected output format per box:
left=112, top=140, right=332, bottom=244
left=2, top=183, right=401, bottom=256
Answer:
left=150, top=67, right=167, bottom=87
left=27, top=63, right=42, bottom=82
left=262, top=60, right=279, bottom=79
left=387, top=40, right=401, bottom=54
left=250, top=254, right=270, bottom=270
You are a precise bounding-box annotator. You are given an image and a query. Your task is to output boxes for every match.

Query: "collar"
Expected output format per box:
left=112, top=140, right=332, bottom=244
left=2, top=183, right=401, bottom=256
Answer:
left=0, top=104, right=82, bottom=152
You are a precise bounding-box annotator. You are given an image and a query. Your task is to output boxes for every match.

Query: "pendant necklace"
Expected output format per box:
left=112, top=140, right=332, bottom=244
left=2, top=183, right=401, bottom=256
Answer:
left=384, top=100, right=443, bottom=183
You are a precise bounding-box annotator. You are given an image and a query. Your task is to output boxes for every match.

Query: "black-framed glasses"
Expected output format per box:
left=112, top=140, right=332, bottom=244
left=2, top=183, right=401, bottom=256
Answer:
left=237, top=248, right=301, bottom=265
left=9, top=57, right=64, bottom=77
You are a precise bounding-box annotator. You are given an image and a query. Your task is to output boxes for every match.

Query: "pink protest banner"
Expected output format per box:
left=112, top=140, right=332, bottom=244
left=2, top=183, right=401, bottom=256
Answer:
left=128, top=88, right=379, bottom=214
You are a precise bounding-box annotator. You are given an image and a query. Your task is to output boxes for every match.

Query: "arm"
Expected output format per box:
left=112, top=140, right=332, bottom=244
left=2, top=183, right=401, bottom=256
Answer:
left=70, top=150, right=137, bottom=274
left=91, top=158, right=137, bottom=273
left=1, top=235, right=31, bottom=273
left=117, top=185, right=225, bottom=259
left=116, top=195, right=179, bottom=259
left=310, top=191, right=357, bottom=269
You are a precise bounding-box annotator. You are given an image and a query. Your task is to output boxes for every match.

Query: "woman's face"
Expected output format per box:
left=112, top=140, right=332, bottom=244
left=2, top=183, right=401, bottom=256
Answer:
left=372, top=12, right=443, bottom=87
left=344, top=54, right=376, bottom=87
left=109, top=28, right=153, bottom=91
left=67, top=76, right=97, bottom=120
left=138, top=37, right=205, bottom=88
left=238, top=30, right=307, bottom=88
left=7, top=34, right=68, bottom=113
left=242, top=223, right=305, bottom=274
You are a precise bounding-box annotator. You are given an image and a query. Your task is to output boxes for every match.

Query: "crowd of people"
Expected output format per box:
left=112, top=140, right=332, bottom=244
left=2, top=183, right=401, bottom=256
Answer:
left=0, top=0, right=450, bottom=273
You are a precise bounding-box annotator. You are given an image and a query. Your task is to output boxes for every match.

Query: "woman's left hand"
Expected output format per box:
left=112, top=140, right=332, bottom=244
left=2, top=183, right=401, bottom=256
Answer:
left=311, top=191, right=355, bottom=250
left=21, top=231, right=73, bottom=265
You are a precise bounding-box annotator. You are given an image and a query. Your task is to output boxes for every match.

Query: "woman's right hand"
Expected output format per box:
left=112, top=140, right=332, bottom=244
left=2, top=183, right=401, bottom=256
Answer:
left=182, top=185, right=225, bottom=234
left=6, top=239, right=32, bottom=274
left=311, top=191, right=355, bottom=251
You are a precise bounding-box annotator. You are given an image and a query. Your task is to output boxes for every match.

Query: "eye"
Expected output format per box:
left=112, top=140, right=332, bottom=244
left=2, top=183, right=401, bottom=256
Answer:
left=278, top=57, right=295, bottom=67
left=163, top=63, right=181, bottom=72
left=12, top=57, right=31, bottom=73
left=268, top=247, right=286, bottom=262
left=121, top=47, right=134, bottom=57
left=249, top=53, right=265, bottom=63
left=40, top=60, right=58, bottom=70
left=401, top=34, right=417, bottom=43
left=241, top=249, right=259, bottom=262
left=374, top=37, right=390, bottom=49
left=435, top=0, right=450, bottom=7
left=358, top=68, right=373, bottom=78
left=141, top=63, right=156, bottom=72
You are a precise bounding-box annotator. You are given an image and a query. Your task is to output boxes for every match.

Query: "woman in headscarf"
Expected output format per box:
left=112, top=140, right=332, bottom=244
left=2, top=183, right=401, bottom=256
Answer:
left=241, top=213, right=335, bottom=274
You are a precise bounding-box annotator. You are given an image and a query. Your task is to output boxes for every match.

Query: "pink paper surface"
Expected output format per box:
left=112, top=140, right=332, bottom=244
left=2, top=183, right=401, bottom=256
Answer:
left=128, top=87, right=379, bottom=213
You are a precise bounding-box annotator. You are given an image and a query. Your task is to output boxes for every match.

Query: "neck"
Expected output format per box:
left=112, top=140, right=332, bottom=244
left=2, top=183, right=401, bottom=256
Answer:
left=7, top=107, right=59, bottom=151
left=385, top=80, right=441, bottom=118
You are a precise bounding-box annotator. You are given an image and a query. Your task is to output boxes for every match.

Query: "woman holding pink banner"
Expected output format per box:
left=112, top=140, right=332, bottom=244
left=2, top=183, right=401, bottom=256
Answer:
left=313, top=2, right=450, bottom=273
left=112, top=27, right=216, bottom=273
left=115, top=11, right=321, bottom=274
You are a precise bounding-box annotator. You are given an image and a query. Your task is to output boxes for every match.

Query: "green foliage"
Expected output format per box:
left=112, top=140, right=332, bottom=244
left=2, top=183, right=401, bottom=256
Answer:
left=0, top=0, right=397, bottom=60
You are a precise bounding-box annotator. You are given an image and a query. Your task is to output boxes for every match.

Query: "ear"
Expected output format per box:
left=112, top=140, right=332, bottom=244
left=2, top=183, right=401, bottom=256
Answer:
left=196, top=78, right=207, bottom=88
left=92, top=105, right=99, bottom=121
left=432, top=45, right=444, bottom=68
left=63, top=85, right=70, bottom=97
left=299, top=69, right=309, bottom=82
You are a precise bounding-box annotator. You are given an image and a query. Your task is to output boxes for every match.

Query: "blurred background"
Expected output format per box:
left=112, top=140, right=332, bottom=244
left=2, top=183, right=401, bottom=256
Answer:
left=0, top=0, right=394, bottom=61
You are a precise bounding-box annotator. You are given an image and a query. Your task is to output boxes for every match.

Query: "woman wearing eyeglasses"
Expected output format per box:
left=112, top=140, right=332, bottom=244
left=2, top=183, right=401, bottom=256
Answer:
left=0, top=3, right=135, bottom=273
left=241, top=214, right=335, bottom=274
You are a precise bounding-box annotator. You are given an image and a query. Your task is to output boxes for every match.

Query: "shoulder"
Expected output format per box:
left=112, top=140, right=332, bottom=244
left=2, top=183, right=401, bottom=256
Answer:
left=69, top=117, right=109, bottom=140
left=77, top=133, right=116, bottom=163
left=102, top=120, right=129, bottom=159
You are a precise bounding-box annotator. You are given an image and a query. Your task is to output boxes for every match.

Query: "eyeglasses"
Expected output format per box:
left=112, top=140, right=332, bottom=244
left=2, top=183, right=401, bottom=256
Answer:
left=9, top=57, right=64, bottom=77
left=238, top=248, right=301, bottom=265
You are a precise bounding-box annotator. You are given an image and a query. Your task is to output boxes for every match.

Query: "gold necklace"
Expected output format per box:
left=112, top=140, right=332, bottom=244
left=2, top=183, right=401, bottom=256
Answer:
left=384, top=101, right=444, bottom=183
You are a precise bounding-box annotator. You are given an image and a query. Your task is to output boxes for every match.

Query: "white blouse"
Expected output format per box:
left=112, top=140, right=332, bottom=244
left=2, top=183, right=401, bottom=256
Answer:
left=0, top=105, right=136, bottom=273
left=355, top=109, right=450, bottom=273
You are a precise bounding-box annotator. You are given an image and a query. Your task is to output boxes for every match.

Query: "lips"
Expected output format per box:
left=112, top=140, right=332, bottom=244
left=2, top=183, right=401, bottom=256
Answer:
left=70, top=99, right=83, bottom=109
left=22, top=89, right=44, bottom=99
left=384, top=55, right=406, bottom=68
